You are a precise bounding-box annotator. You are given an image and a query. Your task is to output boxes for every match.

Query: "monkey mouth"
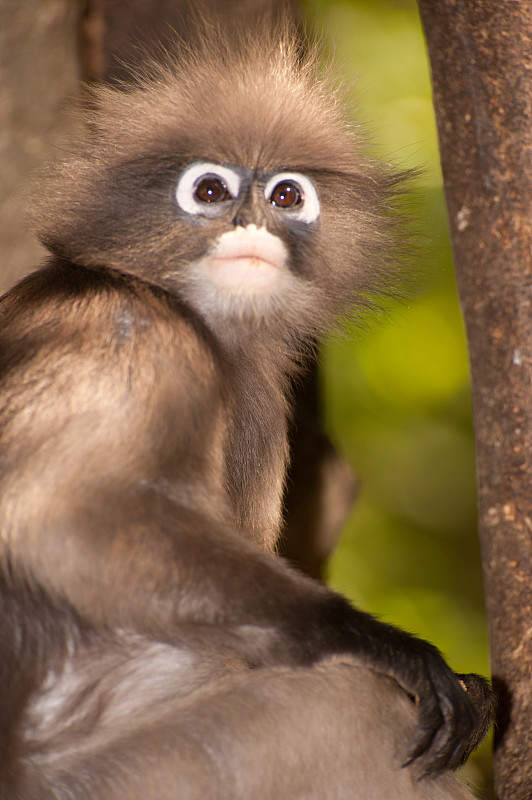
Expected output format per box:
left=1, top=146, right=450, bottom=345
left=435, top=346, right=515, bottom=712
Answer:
left=205, top=224, right=288, bottom=295
left=209, top=255, right=282, bottom=293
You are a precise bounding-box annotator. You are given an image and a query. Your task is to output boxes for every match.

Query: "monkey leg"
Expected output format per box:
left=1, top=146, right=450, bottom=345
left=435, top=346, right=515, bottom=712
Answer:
left=15, top=651, right=478, bottom=800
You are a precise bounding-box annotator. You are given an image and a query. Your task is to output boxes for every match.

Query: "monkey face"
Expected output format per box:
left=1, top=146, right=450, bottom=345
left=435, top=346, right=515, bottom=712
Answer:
left=168, top=161, right=322, bottom=326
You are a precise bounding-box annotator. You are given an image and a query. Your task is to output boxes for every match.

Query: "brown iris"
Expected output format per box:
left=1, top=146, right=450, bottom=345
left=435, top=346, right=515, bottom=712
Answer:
left=269, top=181, right=302, bottom=209
left=194, top=176, right=230, bottom=203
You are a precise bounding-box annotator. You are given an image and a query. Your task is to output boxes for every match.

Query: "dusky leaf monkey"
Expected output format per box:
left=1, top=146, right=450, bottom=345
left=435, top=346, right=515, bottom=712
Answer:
left=0, top=15, right=493, bottom=799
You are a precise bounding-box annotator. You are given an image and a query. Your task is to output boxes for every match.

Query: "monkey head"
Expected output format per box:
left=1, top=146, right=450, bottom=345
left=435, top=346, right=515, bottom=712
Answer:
left=33, top=21, right=404, bottom=344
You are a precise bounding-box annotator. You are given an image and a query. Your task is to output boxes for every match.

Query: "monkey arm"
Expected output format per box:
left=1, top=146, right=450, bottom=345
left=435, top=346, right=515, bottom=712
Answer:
left=7, top=481, right=490, bottom=778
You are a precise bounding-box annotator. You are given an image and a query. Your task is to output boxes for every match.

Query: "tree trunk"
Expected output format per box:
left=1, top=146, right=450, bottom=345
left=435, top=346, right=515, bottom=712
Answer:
left=418, top=3, right=532, bottom=797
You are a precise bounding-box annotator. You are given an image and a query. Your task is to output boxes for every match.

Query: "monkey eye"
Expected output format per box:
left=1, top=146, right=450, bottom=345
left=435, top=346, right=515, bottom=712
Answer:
left=269, top=181, right=302, bottom=209
left=176, top=162, right=241, bottom=217
left=264, top=172, right=320, bottom=224
left=194, top=176, right=230, bottom=204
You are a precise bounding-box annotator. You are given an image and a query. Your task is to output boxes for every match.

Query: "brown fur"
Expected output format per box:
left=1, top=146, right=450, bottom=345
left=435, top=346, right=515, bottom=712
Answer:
left=0, top=18, right=491, bottom=799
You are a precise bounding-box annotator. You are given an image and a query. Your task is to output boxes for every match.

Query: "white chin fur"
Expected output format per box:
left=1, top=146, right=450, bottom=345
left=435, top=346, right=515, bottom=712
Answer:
left=202, top=224, right=287, bottom=296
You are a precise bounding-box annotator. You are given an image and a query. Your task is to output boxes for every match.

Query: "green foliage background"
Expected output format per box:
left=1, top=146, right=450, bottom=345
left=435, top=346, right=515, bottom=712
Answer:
left=302, top=0, right=493, bottom=792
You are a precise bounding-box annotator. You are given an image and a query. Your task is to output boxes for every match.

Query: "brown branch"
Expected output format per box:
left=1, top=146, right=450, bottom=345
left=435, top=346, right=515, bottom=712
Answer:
left=418, top=2, right=532, bottom=797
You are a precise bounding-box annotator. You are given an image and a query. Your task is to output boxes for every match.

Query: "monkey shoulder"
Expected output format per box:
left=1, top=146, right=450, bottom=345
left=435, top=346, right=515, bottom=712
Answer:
left=0, top=260, right=226, bottom=398
left=0, top=261, right=230, bottom=490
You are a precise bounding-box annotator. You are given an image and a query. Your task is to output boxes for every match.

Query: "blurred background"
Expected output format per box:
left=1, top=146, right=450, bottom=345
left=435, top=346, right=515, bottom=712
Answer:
left=303, top=0, right=492, bottom=793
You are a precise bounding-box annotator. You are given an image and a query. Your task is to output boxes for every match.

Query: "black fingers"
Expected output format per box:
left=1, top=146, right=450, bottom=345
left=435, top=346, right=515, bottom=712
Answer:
left=402, top=650, right=493, bottom=777
left=309, top=600, right=493, bottom=777
left=455, top=673, right=496, bottom=762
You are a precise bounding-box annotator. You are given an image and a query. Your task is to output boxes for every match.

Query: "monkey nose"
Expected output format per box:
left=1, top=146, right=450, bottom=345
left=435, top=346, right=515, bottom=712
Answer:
left=231, top=205, right=265, bottom=229
left=232, top=210, right=250, bottom=228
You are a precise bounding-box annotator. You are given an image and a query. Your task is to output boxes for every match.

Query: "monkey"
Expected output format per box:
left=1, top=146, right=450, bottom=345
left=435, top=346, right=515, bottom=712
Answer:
left=0, top=17, right=494, bottom=800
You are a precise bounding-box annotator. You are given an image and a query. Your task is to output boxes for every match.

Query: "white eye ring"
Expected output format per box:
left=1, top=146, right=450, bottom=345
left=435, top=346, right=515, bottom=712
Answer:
left=176, top=162, right=241, bottom=215
left=264, top=172, right=320, bottom=224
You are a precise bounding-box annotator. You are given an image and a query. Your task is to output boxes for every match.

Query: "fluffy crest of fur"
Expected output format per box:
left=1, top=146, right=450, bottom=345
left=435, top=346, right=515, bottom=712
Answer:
left=83, top=18, right=354, bottom=169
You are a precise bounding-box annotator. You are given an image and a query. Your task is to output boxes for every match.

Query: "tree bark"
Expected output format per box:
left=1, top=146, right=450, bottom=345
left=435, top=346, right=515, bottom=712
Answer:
left=418, top=3, right=532, bottom=797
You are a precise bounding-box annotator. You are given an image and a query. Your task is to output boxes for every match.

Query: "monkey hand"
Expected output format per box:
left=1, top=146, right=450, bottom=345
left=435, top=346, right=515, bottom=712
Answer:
left=297, top=596, right=493, bottom=777
left=454, top=672, right=496, bottom=763
left=390, top=635, right=495, bottom=777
